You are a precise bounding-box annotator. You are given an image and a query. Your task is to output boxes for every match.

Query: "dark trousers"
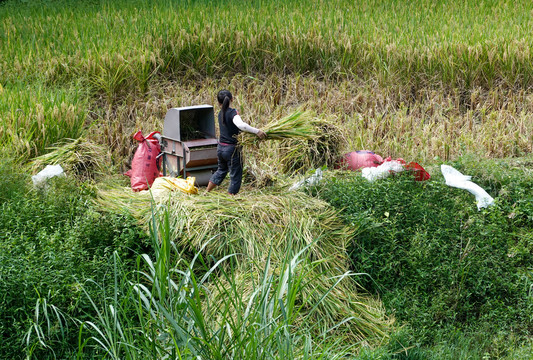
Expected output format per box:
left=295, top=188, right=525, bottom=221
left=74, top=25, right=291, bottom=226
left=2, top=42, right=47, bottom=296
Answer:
left=209, top=144, right=243, bottom=194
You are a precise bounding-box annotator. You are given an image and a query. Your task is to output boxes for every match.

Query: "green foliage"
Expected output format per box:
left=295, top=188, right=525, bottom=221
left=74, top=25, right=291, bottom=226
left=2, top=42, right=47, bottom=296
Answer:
left=0, top=156, right=28, bottom=202
left=313, top=163, right=533, bottom=356
left=0, top=176, right=149, bottom=359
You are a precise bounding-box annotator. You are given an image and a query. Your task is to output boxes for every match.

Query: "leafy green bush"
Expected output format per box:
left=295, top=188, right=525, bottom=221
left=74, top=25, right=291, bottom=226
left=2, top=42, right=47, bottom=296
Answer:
left=0, top=156, right=28, bottom=203
left=313, top=165, right=533, bottom=352
left=0, top=176, right=148, bottom=359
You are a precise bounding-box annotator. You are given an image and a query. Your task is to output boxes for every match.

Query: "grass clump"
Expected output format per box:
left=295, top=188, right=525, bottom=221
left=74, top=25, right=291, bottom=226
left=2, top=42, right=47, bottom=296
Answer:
left=0, top=175, right=148, bottom=359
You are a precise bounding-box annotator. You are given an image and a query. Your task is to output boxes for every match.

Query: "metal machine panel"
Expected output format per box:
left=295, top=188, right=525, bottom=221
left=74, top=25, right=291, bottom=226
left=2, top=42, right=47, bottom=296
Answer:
left=163, top=105, right=216, bottom=141
left=160, top=105, right=219, bottom=186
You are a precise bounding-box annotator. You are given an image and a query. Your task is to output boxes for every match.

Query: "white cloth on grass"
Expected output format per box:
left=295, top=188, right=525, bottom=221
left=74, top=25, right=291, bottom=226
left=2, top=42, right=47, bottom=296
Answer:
left=441, top=165, right=494, bottom=210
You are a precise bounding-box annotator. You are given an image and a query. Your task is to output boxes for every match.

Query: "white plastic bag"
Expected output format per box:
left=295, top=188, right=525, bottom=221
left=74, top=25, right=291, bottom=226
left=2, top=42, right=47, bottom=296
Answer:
left=362, top=160, right=405, bottom=182
left=441, top=165, right=494, bottom=210
left=289, top=168, right=323, bottom=191
left=32, top=164, right=65, bottom=187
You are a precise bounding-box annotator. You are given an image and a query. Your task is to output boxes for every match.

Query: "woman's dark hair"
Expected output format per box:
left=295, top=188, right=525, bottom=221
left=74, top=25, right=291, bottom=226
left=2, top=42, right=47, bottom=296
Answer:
left=217, top=90, right=232, bottom=124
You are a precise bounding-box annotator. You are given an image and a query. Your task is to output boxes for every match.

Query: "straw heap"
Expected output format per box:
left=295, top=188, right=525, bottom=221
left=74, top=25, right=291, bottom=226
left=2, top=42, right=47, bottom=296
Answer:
left=95, top=184, right=392, bottom=344
left=30, top=137, right=109, bottom=179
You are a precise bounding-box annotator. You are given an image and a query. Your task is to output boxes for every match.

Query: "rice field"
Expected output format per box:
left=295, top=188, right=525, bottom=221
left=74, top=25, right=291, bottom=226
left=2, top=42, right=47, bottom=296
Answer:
left=2, top=0, right=533, bottom=88
left=1, top=0, right=533, bottom=358
left=2, top=0, right=533, bottom=164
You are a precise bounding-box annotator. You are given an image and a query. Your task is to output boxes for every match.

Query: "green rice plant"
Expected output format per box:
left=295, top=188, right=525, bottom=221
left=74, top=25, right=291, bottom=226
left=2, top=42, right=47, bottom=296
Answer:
left=0, top=83, right=88, bottom=161
left=4, top=0, right=533, bottom=95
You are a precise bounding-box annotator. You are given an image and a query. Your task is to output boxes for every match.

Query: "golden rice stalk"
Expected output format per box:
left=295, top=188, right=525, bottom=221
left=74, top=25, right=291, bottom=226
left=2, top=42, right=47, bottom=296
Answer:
left=240, top=110, right=319, bottom=146
left=243, top=115, right=348, bottom=184
left=30, top=137, right=110, bottom=179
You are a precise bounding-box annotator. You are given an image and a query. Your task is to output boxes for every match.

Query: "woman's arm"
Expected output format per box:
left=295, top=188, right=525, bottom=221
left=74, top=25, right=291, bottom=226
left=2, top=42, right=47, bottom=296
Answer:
left=233, top=114, right=260, bottom=134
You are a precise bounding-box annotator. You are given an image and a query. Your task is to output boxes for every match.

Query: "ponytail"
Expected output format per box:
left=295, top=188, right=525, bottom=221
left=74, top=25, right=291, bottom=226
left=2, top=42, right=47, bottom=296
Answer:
left=217, top=89, right=233, bottom=125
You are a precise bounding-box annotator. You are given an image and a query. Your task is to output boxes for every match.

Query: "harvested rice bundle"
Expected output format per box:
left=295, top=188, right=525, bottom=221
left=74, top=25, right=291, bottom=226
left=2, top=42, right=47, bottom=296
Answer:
left=30, top=137, right=110, bottom=179
left=277, top=116, right=348, bottom=174
left=96, top=185, right=350, bottom=270
left=242, top=113, right=348, bottom=186
left=157, top=189, right=351, bottom=270
left=240, top=110, right=318, bottom=146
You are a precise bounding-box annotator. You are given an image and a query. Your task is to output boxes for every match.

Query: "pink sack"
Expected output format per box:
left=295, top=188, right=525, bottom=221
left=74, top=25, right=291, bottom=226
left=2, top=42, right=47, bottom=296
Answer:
left=126, top=130, right=161, bottom=191
left=336, top=150, right=384, bottom=171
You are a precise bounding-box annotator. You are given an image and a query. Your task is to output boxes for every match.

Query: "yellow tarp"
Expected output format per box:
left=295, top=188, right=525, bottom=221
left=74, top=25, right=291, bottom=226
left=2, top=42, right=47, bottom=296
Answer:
left=148, top=176, right=198, bottom=199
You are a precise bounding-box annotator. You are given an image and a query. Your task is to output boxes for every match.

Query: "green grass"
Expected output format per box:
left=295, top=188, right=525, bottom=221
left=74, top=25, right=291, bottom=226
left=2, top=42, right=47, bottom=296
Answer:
left=0, top=169, right=149, bottom=359
left=312, top=155, right=533, bottom=358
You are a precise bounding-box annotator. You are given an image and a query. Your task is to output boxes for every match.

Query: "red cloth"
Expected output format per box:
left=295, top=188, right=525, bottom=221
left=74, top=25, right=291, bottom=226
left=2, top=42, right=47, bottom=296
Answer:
left=405, top=162, right=431, bottom=181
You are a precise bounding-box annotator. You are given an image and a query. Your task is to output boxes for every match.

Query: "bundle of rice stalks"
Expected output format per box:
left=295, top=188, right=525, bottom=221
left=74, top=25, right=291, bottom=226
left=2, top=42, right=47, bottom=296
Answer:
left=277, top=116, right=348, bottom=174
left=243, top=114, right=348, bottom=186
left=96, top=184, right=353, bottom=268
left=30, top=137, right=110, bottom=179
left=239, top=110, right=318, bottom=146
left=160, top=189, right=351, bottom=269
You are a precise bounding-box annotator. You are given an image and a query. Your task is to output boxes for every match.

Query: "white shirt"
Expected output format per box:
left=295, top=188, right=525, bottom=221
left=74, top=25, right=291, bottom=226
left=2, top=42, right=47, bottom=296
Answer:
left=233, top=115, right=260, bottom=135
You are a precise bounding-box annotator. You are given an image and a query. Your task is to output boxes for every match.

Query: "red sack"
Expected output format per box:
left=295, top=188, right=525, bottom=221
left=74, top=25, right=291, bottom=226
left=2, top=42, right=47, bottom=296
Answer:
left=126, top=130, right=161, bottom=191
left=405, top=162, right=431, bottom=181
left=336, top=150, right=384, bottom=171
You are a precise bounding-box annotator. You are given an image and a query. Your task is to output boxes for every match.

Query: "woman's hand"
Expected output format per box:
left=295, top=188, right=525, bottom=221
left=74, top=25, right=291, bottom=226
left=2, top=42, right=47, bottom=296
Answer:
left=256, top=130, right=267, bottom=139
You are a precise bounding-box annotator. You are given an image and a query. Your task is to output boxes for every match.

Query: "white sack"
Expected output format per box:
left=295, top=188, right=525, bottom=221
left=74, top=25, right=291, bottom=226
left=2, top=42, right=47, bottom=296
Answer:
left=362, top=160, right=405, bottom=182
left=289, top=168, right=323, bottom=191
left=32, top=164, right=65, bottom=187
left=440, top=165, right=494, bottom=210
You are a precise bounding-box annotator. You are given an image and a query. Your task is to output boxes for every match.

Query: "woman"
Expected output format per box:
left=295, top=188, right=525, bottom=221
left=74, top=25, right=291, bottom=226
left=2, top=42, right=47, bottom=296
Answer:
left=206, top=90, right=267, bottom=194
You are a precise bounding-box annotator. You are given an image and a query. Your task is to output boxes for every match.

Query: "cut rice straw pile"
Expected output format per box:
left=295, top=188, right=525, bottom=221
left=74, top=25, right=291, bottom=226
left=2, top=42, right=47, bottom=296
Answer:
left=97, top=185, right=349, bottom=267
left=30, top=136, right=109, bottom=179
left=96, top=184, right=392, bottom=344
